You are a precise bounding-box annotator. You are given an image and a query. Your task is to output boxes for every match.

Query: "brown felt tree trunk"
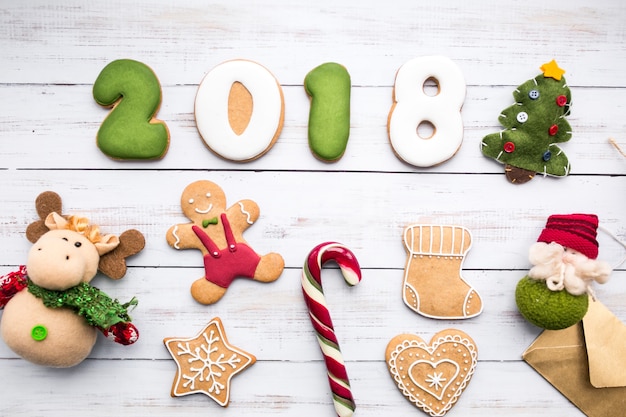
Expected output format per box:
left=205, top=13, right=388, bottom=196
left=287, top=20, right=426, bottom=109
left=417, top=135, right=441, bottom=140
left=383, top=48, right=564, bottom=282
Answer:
left=505, top=164, right=536, bottom=184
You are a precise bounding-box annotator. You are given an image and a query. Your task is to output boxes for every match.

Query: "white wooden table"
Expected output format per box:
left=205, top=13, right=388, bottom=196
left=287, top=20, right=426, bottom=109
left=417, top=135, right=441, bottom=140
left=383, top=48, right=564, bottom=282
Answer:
left=1, top=1, right=625, bottom=416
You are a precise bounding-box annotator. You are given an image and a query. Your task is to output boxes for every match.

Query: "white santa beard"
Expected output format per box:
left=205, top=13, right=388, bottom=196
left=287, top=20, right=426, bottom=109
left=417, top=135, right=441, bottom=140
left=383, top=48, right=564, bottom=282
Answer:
left=562, top=264, right=589, bottom=295
left=527, top=241, right=611, bottom=296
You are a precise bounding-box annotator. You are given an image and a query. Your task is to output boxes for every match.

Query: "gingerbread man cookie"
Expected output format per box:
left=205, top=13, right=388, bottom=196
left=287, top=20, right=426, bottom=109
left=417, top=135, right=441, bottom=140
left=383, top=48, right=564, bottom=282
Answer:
left=166, top=180, right=285, bottom=304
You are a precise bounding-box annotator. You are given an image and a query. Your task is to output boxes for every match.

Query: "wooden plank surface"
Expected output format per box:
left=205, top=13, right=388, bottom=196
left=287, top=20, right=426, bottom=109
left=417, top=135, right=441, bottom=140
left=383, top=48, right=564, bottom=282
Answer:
left=1, top=1, right=625, bottom=416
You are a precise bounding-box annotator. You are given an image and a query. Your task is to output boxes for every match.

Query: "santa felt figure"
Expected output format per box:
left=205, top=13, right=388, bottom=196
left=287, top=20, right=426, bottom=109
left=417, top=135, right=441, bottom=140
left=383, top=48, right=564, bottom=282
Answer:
left=515, top=214, right=612, bottom=330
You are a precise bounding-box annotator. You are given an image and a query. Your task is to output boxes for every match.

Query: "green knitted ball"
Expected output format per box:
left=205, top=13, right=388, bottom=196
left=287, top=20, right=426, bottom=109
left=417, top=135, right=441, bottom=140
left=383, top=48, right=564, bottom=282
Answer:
left=515, top=276, right=588, bottom=330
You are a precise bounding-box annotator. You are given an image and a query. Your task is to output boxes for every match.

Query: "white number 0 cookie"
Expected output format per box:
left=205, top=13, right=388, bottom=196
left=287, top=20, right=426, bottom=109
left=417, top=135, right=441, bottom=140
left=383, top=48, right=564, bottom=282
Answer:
left=195, top=60, right=284, bottom=162
left=388, top=56, right=466, bottom=167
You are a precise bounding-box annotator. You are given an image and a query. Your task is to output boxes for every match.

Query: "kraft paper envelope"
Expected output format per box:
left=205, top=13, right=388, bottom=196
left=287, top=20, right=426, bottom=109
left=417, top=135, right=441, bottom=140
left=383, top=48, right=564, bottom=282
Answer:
left=522, top=299, right=626, bottom=417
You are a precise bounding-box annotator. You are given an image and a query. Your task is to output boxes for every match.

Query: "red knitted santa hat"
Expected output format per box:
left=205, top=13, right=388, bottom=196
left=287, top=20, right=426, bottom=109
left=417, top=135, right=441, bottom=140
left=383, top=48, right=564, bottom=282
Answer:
left=536, top=213, right=599, bottom=259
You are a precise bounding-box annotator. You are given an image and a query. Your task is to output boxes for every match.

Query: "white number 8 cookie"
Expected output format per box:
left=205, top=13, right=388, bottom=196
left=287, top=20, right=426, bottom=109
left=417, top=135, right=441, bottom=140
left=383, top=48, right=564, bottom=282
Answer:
left=388, top=56, right=466, bottom=167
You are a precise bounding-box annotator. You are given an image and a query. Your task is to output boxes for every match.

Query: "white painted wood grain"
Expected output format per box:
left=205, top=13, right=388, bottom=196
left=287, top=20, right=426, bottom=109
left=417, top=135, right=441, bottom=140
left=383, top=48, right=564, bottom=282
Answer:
left=0, top=170, right=624, bottom=270
left=0, top=359, right=581, bottom=417
left=2, top=267, right=623, bottom=363
left=2, top=0, right=626, bottom=87
left=0, top=0, right=625, bottom=416
left=0, top=85, right=624, bottom=174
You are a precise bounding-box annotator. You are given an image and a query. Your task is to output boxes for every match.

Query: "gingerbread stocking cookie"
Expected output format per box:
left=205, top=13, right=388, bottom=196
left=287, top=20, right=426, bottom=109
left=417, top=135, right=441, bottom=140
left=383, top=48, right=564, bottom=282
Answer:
left=166, top=180, right=285, bottom=304
left=402, top=224, right=482, bottom=319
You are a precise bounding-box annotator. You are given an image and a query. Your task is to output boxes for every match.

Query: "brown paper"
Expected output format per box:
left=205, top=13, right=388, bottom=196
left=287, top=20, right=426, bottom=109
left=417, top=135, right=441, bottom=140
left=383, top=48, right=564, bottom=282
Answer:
left=582, top=300, right=626, bottom=388
left=523, top=299, right=626, bottom=417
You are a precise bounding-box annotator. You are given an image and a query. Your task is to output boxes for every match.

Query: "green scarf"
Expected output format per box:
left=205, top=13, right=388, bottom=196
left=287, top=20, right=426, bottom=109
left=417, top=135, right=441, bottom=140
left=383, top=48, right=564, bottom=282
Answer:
left=27, top=278, right=137, bottom=329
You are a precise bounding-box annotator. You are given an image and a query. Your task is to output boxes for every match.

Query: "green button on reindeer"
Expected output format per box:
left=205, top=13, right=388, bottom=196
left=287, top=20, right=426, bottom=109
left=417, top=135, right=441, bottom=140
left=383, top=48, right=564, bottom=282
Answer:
left=481, top=60, right=572, bottom=184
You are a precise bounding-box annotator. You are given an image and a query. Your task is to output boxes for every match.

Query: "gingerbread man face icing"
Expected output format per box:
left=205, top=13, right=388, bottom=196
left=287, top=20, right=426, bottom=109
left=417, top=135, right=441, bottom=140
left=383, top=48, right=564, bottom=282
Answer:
left=166, top=180, right=285, bottom=305
left=179, top=181, right=226, bottom=227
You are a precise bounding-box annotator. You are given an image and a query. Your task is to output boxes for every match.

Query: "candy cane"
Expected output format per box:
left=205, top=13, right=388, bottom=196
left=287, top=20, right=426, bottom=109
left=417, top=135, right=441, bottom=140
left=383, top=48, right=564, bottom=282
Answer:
left=301, top=242, right=362, bottom=417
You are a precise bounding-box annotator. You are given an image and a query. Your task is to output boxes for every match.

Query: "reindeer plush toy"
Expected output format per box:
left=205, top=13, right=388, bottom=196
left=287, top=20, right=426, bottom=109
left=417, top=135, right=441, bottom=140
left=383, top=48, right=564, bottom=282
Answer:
left=0, top=191, right=145, bottom=367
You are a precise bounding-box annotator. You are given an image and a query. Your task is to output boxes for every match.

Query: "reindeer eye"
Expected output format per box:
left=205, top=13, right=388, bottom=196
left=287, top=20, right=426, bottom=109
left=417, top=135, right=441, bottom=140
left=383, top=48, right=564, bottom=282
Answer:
left=74, top=242, right=82, bottom=248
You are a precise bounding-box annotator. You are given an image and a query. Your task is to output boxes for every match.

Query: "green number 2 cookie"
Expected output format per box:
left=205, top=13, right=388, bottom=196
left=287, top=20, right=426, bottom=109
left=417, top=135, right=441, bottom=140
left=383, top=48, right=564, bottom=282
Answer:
left=93, top=59, right=170, bottom=160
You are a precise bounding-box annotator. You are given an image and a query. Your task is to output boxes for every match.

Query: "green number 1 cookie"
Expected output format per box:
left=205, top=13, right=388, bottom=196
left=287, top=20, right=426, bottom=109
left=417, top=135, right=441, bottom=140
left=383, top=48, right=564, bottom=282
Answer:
left=304, top=62, right=351, bottom=162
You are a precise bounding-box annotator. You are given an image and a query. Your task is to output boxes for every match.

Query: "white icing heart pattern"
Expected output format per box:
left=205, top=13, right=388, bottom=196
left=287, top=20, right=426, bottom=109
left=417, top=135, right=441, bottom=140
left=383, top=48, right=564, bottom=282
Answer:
left=385, top=329, right=478, bottom=416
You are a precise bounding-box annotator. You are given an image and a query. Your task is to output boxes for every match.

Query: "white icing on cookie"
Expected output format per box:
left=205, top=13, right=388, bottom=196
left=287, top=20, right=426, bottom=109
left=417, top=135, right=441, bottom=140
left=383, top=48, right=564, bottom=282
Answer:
left=388, top=56, right=466, bottom=167
left=172, top=225, right=181, bottom=249
left=194, top=60, right=284, bottom=161
left=238, top=202, right=253, bottom=225
left=194, top=204, right=213, bottom=214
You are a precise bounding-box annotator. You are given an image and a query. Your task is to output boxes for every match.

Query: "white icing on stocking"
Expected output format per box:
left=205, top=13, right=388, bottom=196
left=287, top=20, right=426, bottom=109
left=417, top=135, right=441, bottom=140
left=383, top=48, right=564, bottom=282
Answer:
left=402, top=224, right=483, bottom=319
left=405, top=225, right=470, bottom=257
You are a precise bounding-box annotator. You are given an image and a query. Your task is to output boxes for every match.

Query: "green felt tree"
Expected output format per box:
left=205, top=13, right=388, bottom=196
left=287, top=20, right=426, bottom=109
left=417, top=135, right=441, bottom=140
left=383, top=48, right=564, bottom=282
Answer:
left=481, top=60, right=572, bottom=184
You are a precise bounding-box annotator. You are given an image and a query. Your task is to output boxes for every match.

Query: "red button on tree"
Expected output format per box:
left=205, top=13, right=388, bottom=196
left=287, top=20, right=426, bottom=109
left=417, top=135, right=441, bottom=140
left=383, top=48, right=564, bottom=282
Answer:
left=549, top=124, right=559, bottom=136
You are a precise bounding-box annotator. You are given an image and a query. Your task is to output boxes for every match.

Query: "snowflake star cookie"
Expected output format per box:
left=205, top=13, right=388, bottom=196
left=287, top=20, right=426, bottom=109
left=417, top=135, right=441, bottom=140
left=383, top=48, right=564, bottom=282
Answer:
left=163, top=318, right=256, bottom=406
left=385, top=329, right=478, bottom=416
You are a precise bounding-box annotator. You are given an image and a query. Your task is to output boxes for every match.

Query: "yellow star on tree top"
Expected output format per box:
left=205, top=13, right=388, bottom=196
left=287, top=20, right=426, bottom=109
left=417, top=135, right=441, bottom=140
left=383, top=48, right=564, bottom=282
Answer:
left=164, top=317, right=256, bottom=406
left=540, top=59, right=565, bottom=81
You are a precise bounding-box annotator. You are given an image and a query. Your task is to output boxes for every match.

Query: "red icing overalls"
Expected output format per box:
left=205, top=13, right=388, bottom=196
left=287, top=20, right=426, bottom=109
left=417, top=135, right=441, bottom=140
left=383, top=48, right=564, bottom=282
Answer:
left=192, top=213, right=260, bottom=288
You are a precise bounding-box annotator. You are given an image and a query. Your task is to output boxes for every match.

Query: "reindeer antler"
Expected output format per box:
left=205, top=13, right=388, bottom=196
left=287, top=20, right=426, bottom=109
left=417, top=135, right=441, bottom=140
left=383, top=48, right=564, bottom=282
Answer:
left=99, top=229, right=145, bottom=279
left=26, top=191, right=145, bottom=279
left=26, top=191, right=64, bottom=243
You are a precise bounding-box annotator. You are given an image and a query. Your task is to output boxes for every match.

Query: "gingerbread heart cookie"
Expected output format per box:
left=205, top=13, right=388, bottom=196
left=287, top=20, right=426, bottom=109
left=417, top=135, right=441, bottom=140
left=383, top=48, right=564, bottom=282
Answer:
left=385, top=329, right=478, bottom=416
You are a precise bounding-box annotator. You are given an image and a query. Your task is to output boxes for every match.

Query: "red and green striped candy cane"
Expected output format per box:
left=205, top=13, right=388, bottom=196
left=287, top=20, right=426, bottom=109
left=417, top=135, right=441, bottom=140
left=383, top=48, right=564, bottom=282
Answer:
left=301, top=242, right=362, bottom=417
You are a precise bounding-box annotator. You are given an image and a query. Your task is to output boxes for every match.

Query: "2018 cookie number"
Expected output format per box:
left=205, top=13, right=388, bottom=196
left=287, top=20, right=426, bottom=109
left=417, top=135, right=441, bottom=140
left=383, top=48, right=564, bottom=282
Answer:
left=93, top=56, right=466, bottom=164
left=93, top=59, right=170, bottom=160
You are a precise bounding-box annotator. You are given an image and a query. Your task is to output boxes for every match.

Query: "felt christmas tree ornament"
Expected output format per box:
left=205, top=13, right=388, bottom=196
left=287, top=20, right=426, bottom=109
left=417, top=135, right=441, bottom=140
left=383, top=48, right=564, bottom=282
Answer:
left=0, top=191, right=145, bottom=367
left=515, top=214, right=612, bottom=330
left=481, top=60, right=572, bottom=184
